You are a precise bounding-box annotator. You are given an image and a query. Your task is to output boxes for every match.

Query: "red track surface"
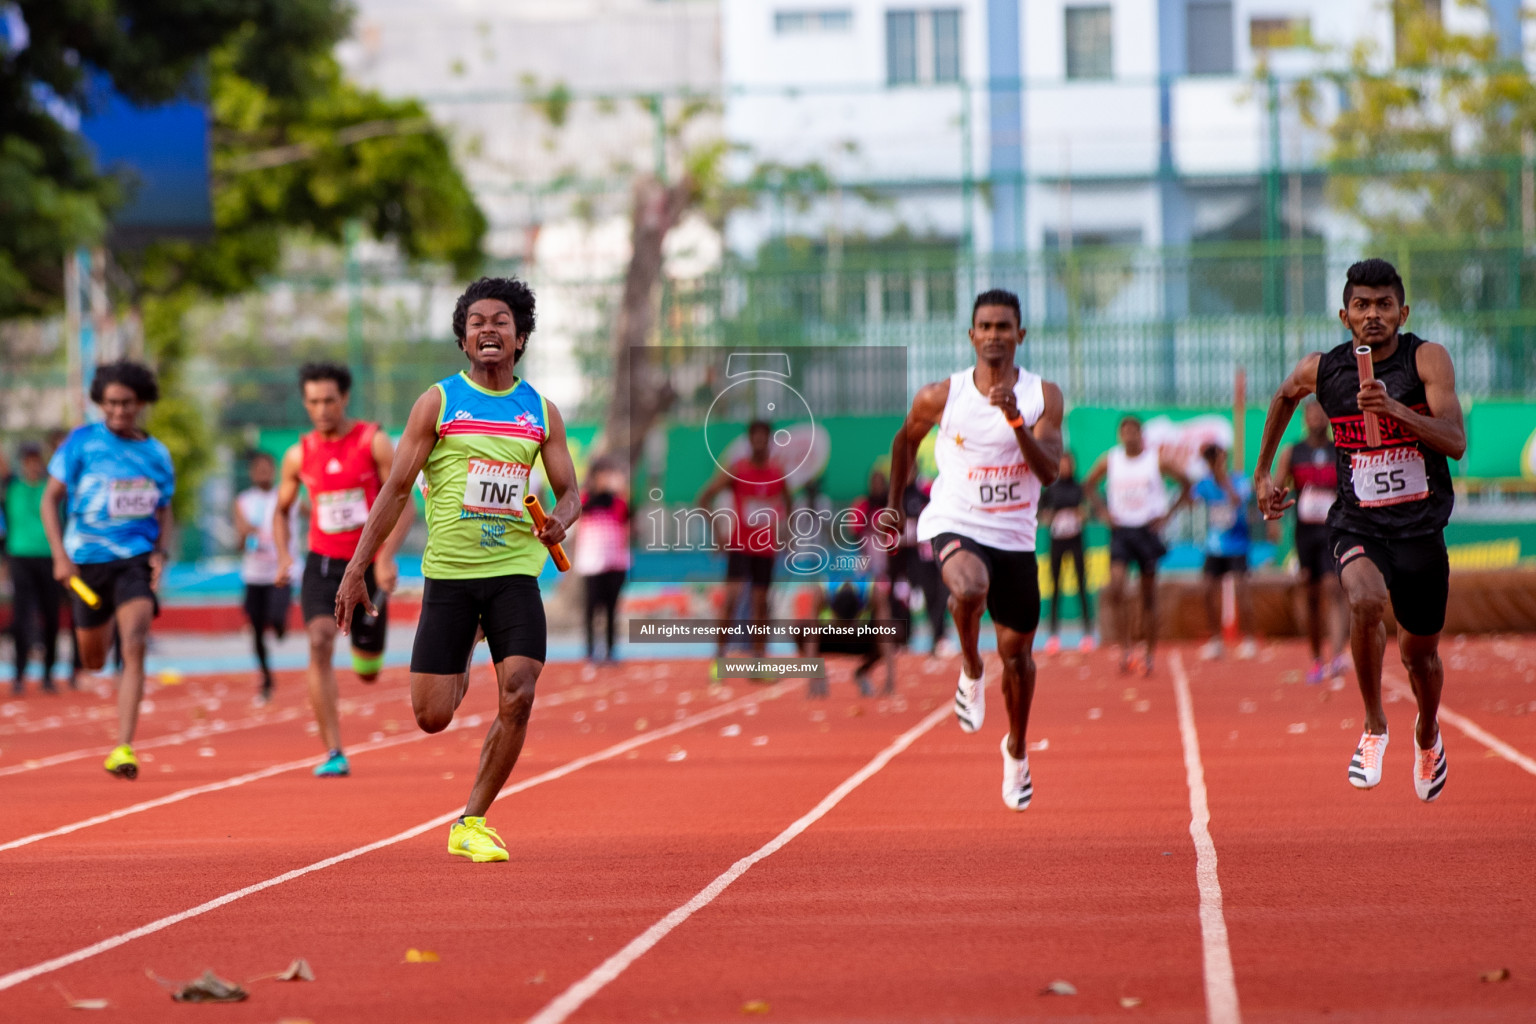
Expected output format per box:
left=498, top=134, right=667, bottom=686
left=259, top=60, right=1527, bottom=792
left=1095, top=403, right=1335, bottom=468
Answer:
left=2, top=638, right=1535, bottom=1022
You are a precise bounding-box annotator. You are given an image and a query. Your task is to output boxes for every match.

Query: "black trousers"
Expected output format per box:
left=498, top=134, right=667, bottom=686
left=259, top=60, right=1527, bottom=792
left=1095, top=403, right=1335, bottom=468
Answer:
left=8, top=556, right=61, bottom=688
left=583, top=570, right=626, bottom=660
left=1048, top=534, right=1093, bottom=634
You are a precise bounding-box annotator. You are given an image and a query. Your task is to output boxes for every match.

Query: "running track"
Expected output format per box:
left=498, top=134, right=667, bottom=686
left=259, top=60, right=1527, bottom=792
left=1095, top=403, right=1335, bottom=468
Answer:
left=2, top=638, right=1534, bottom=1022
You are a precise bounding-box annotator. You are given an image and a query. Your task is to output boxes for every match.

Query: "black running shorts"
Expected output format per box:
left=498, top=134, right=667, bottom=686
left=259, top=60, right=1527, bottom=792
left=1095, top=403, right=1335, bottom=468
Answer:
left=410, top=574, right=547, bottom=674
left=1294, top=524, right=1334, bottom=582
left=725, top=551, right=775, bottom=587
left=1109, top=526, right=1167, bottom=576
left=300, top=553, right=388, bottom=654
left=1331, top=529, right=1450, bottom=636
left=931, top=532, right=1041, bottom=635
left=1202, top=554, right=1248, bottom=577
left=73, top=553, right=159, bottom=629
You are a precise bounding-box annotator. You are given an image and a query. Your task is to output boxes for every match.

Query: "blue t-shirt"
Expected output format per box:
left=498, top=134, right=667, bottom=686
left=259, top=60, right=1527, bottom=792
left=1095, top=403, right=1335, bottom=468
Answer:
left=1195, top=475, right=1251, bottom=558
left=48, top=423, right=175, bottom=564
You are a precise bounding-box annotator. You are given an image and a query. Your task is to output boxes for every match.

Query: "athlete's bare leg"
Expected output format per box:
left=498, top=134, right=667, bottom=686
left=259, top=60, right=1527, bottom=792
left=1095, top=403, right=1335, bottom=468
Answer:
left=76, top=599, right=154, bottom=746
left=305, top=616, right=342, bottom=751
left=748, top=583, right=770, bottom=657
left=1399, top=630, right=1444, bottom=748
left=716, top=580, right=746, bottom=658
left=940, top=551, right=988, bottom=680
left=1202, top=573, right=1223, bottom=638
left=1104, top=562, right=1130, bottom=650
left=1139, top=570, right=1159, bottom=659
left=997, top=621, right=1037, bottom=758
left=1303, top=576, right=1325, bottom=661
left=1340, top=557, right=1390, bottom=735
left=453, top=656, right=539, bottom=818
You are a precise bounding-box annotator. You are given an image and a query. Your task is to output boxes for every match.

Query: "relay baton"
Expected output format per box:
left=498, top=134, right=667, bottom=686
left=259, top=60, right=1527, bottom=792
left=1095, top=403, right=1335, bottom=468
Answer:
left=523, top=494, right=572, bottom=572
left=67, top=575, right=102, bottom=609
left=1354, top=345, right=1383, bottom=448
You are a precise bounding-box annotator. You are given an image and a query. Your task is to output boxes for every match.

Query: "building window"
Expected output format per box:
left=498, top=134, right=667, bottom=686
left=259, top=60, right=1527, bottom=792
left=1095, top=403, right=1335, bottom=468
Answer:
left=1065, top=6, right=1113, bottom=81
left=1249, top=16, right=1310, bottom=50
left=1186, top=2, right=1233, bottom=74
left=886, top=9, right=963, bottom=86
left=775, top=9, right=853, bottom=34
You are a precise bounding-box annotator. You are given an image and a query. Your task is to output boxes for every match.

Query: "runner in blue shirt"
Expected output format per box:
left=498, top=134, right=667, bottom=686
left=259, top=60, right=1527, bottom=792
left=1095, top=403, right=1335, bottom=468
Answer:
left=1194, top=443, right=1257, bottom=660
left=42, top=361, right=175, bottom=779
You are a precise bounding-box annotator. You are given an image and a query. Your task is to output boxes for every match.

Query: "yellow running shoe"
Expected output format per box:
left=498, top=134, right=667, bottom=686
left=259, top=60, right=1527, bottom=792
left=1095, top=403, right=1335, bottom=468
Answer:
left=103, top=744, right=138, bottom=780
left=448, top=816, right=509, bottom=863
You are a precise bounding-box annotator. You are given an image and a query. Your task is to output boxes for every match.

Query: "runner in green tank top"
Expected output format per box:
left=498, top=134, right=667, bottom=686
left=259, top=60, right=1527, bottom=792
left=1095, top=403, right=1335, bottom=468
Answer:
left=335, top=277, right=581, bottom=863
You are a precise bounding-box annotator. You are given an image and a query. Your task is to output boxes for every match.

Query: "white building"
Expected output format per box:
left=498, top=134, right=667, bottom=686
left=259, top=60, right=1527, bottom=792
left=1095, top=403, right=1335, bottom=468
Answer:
left=723, top=0, right=1529, bottom=258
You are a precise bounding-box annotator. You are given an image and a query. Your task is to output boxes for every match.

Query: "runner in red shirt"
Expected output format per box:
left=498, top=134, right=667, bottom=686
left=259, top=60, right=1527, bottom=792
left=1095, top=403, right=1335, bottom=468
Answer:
left=696, top=420, right=788, bottom=659
left=273, top=362, right=413, bottom=778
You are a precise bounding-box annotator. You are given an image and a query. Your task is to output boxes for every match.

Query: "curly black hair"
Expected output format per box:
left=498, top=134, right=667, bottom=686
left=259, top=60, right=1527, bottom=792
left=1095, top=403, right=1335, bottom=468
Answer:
left=299, top=361, right=352, bottom=396
left=89, top=360, right=160, bottom=404
left=452, top=277, right=537, bottom=359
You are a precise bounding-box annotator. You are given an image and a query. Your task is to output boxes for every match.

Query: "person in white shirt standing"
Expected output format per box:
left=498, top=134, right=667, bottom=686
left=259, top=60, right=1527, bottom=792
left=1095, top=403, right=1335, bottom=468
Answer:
left=233, top=450, right=297, bottom=704
left=887, top=289, right=1064, bottom=811
left=1082, top=416, right=1191, bottom=676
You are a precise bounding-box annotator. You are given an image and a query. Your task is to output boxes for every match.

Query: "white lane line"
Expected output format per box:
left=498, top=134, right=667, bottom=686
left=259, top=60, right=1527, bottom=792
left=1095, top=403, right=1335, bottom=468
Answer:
left=524, top=702, right=949, bottom=1024
left=0, top=681, right=643, bottom=851
left=0, top=683, right=796, bottom=993
left=1169, top=651, right=1243, bottom=1024
left=1383, top=678, right=1536, bottom=777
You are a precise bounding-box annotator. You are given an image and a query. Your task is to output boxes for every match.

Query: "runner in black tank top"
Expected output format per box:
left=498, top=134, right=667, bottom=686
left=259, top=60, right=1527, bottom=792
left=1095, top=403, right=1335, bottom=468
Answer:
left=1253, top=259, right=1466, bottom=804
left=1275, top=399, right=1346, bottom=684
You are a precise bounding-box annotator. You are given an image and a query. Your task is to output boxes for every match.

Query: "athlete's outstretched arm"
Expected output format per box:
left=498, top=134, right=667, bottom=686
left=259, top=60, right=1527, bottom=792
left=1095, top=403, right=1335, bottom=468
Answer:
left=335, top=388, right=442, bottom=628
left=1081, top=453, right=1110, bottom=522
left=999, top=380, right=1064, bottom=485
left=1357, top=342, right=1466, bottom=459
left=535, top=399, right=580, bottom=547
left=271, top=444, right=304, bottom=586
left=369, top=427, right=416, bottom=595
left=885, top=380, right=949, bottom=540
left=1254, top=352, right=1321, bottom=520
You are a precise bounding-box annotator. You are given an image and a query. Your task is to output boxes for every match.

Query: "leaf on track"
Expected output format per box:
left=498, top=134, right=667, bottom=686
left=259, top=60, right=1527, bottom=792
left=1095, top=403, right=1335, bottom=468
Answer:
left=741, top=1000, right=771, bottom=1014
left=1040, top=980, right=1077, bottom=996
left=404, top=948, right=440, bottom=963
left=161, top=969, right=249, bottom=1003
left=1480, top=968, right=1511, bottom=983
left=53, top=983, right=108, bottom=1010
left=1120, top=996, right=1143, bottom=1008
left=276, top=958, right=315, bottom=982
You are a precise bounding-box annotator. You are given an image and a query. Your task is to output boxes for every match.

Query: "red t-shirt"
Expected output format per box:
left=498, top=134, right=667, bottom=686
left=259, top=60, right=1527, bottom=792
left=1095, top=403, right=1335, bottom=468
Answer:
left=300, top=422, right=381, bottom=559
left=729, top=458, right=787, bottom=555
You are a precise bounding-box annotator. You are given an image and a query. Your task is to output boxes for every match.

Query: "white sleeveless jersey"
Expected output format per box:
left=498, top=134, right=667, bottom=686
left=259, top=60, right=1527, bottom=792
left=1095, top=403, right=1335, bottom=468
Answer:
left=1106, top=446, right=1169, bottom=528
left=916, top=367, right=1047, bottom=552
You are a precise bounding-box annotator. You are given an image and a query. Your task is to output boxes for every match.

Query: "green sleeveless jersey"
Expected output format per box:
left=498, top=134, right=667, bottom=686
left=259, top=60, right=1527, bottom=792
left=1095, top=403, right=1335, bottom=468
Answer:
left=421, top=371, right=549, bottom=579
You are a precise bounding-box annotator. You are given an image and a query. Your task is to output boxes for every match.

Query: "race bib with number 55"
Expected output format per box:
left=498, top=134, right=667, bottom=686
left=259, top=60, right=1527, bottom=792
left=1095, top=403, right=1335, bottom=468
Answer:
left=1351, top=448, right=1429, bottom=508
left=108, top=478, right=160, bottom=519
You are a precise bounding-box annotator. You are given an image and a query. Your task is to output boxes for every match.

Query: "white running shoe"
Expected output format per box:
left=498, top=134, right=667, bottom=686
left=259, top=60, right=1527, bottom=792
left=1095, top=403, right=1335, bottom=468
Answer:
left=1348, top=731, right=1389, bottom=789
left=1198, top=639, right=1224, bottom=661
left=1000, top=736, right=1032, bottom=811
left=1413, top=716, right=1447, bottom=803
left=954, top=668, right=985, bottom=732
left=1235, top=638, right=1259, bottom=661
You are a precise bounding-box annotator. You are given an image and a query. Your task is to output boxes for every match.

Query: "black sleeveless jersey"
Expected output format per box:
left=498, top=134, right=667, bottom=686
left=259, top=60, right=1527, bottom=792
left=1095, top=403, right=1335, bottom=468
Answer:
left=1314, top=332, right=1453, bottom=538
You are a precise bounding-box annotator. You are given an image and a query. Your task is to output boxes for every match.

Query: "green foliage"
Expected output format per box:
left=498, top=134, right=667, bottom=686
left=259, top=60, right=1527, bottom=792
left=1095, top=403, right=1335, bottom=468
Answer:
left=1298, top=0, right=1533, bottom=242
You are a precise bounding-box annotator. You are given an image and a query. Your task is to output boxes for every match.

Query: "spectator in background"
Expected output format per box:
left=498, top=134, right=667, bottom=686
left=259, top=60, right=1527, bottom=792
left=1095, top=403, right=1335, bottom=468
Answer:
left=1195, top=443, right=1258, bottom=661
left=6, top=442, right=63, bottom=694
left=889, top=473, right=953, bottom=657
left=234, top=451, right=298, bottom=704
left=1039, top=451, right=1095, bottom=655
left=574, top=460, right=631, bottom=664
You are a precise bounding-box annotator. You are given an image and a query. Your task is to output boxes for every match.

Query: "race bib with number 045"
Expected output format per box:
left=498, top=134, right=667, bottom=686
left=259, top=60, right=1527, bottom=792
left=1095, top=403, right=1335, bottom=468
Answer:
left=462, top=458, right=530, bottom=517
left=1351, top=448, right=1429, bottom=508
left=316, top=488, right=370, bottom=534
left=108, top=478, right=160, bottom=519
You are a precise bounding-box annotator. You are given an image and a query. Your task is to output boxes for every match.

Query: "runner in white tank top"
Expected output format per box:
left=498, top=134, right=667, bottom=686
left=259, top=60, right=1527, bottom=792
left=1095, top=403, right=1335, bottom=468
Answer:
left=886, top=289, right=1065, bottom=811
left=1082, top=415, right=1192, bottom=677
